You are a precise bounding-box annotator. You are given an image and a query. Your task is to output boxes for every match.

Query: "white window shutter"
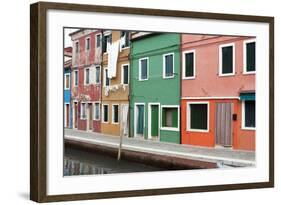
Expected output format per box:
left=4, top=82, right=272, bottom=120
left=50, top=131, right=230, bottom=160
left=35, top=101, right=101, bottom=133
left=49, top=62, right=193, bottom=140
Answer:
left=89, top=67, right=95, bottom=84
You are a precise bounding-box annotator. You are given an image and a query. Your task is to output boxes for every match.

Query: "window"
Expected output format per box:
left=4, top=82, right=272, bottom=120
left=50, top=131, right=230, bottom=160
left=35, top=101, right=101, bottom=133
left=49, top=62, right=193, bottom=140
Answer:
left=183, top=50, right=195, bottom=79
left=122, top=64, right=129, bottom=85
left=120, top=31, right=130, bottom=49
left=96, top=34, right=101, bottom=48
left=103, top=68, right=110, bottom=86
left=244, top=40, right=256, bottom=73
left=74, top=70, right=78, bottom=87
left=163, top=53, right=174, bottom=78
left=86, top=37, right=90, bottom=51
left=112, top=104, right=119, bottom=124
left=219, top=44, right=235, bottom=76
left=94, top=66, right=101, bottom=84
left=102, top=104, right=109, bottom=123
left=102, top=34, right=112, bottom=53
left=139, top=58, right=148, bottom=80
left=64, top=73, right=70, bottom=89
left=188, top=103, right=209, bottom=132
left=75, top=41, right=79, bottom=53
left=94, top=102, right=100, bottom=120
left=242, top=100, right=255, bottom=129
left=80, top=103, right=86, bottom=119
left=161, top=106, right=179, bottom=131
left=85, top=68, right=90, bottom=85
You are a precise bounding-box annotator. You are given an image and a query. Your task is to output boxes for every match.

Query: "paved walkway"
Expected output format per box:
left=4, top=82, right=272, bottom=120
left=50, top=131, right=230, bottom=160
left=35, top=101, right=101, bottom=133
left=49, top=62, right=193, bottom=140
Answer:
left=64, top=129, right=255, bottom=167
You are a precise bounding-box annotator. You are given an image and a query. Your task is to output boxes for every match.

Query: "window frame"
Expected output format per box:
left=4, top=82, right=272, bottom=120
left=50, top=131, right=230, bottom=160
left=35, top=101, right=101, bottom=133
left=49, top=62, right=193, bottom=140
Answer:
left=120, top=31, right=130, bottom=50
left=219, top=43, right=235, bottom=77
left=241, top=100, right=256, bottom=130
left=182, top=50, right=196, bottom=79
left=73, top=70, right=78, bottom=87
left=111, top=104, right=119, bottom=124
left=84, top=67, right=90, bottom=85
left=103, top=32, right=112, bottom=54
left=187, top=101, right=209, bottom=132
left=74, top=41, right=79, bottom=53
left=162, top=52, right=175, bottom=79
left=80, top=102, right=87, bottom=120
left=243, top=39, right=256, bottom=75
left=85, top=37, right=91, bottom=51
left=95, top=33, right=101, bottom=48
left=93, top=102, right=100, bottom=121
left=103, top=67, right=110, bottom=87
left=134, top=102, right=146, bottom=137
left=102, top=104, right=109, bottom=123
left=121, top=63, right=130, bottom=85
left=160, top=105, right=180, bottom=131
left=138, top=57, right=149, bottom=81
left=94, top=65, right=101, bottom=84
left=64, top=73, right=70, bottom=90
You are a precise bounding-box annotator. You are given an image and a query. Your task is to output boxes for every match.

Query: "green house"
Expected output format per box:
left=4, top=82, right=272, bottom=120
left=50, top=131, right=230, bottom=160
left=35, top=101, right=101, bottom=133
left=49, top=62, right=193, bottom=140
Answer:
left=129, top=33, right=181, bottom=144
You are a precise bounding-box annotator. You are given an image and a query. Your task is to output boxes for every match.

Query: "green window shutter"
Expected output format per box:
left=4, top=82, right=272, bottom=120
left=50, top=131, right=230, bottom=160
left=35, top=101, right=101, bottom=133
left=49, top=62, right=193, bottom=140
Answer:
left=246, top=42, right=256, bottom=72
left=165, top=54, right=173, bottom=77
left=222, top=46, right=233, bottom=74
left=162, top=108, right=166, bottom=127
left=185, top=52, right=194, bottom=77
left=172, top=108, right=178, bottom=128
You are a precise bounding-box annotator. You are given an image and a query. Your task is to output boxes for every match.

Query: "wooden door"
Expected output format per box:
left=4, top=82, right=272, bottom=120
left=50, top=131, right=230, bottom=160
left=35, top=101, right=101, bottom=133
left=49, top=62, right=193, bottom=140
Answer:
left=150, top=105, right=159, bottom=138
left=74, top=102, right=78, bottom=128
left=215, top=102, right=233, bottom=147
left=88, top=103, right=93, bottom=131
left=65, top=104, right=70, bottom=127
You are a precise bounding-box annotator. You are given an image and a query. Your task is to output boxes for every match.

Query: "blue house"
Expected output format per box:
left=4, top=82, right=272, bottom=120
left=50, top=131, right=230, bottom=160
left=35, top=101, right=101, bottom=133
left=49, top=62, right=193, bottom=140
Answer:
left=64, top=47, right=72, bottom=128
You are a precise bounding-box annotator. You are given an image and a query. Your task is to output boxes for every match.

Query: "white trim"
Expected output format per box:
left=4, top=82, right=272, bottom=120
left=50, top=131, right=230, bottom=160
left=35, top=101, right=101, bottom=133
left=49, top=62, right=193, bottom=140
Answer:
left=121, top=63, right=130, bottom=85
left=102, top=104, right=109, bottom=123
left=111, top=104, right=120, bottom=124
left=187, top=101, right=210, bottom=132
left=80, top=102, right=87, bottom=120
left=103, top=67, right=110, bottom=87
left=93, top=101, right=101, bottom=121
left=243, top=39, right=256, bottom=75
left=85, top=37, right=91, bottom=51
left=73, top=70, right=78, bottom=87
left=138, top=57, right=149, bottom=81
left=148, top=103, right=161, bottom=140
left=160, top=105, right=180, bottom=131
left=134, top=103, right=145, bottom=138
left=162, top=52, right=175, bottom=79
left=182, top=50, right=196, bottom=80
left=86, top=102, right=93, bottom=131
left=241, top=100, right=256, bottom=130
left=219, top=43, right=235, bottom=76
left=64, top=103, right=70, bottom=127
left=181, top=96, right=240, bottom=100
left=64, top=73, right=70, bottom=90
left=95, top=33, right=101, bottom=48
left=84, top=67, right=90, bottom=85
left=94, top=65, right=101, bottom=84
left=72, top=101, right=78, bottom=129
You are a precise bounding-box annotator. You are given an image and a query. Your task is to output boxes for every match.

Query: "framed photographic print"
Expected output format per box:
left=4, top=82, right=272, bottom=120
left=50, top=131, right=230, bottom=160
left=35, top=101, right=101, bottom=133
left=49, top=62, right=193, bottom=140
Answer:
left=30, top=1, right=274, bottom=202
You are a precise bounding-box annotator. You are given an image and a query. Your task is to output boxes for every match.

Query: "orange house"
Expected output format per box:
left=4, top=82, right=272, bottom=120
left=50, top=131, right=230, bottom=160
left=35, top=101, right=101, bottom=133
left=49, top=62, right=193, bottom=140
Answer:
left=181, top=34, right=256, bottom=151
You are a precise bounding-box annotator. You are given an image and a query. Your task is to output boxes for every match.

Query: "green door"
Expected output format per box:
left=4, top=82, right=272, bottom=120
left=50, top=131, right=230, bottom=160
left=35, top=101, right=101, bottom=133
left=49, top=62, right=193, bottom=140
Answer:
left=151, top=105, right=159, bottom=137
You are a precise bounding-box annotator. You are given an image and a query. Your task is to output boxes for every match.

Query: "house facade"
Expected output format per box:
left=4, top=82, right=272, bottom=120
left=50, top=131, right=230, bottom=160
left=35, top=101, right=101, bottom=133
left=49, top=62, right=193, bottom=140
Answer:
left=70, top=29, right=102, bottom=132
left=64, top=47, right=72, bottom=128
left=129, top=33, right=181, bottom=143
left=100, top=30, right=130, bottom=136
left=180, top=34, right=256, bottom=151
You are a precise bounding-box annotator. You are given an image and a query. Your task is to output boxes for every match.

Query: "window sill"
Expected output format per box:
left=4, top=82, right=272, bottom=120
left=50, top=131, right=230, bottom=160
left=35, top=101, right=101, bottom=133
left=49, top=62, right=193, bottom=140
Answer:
left=187, top=128, right=209, bottom=133
left=218, top=73, right=235, bottom=77
left=163, top=75, right=174, bottom=79
left=241, top=127, right=256, bottom=131
left=243, top=71, right=256, bottom=75
left=138, top=79, right=148, bottom=81
left=160, top=127, right=179, bottom=131
left=182, top=76, right=195, bottom=80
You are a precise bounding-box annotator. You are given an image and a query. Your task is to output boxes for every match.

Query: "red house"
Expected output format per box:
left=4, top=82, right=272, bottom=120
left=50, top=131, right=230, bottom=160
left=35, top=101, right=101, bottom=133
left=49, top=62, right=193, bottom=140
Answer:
left=181, top=34, right=256, bottom=151
left=70, top=29, right=102, bottom=132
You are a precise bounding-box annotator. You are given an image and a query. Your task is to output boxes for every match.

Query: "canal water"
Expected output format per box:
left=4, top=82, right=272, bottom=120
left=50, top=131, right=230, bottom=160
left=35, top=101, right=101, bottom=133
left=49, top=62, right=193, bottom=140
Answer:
left=64, top=147, right=166, bottom=176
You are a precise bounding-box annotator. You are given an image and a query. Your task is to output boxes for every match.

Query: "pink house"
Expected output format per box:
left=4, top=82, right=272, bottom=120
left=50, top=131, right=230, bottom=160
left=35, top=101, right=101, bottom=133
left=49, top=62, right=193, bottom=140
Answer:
left=181, top=34, right=256, bottom=151
left=70, top=29, right=102, bottom=132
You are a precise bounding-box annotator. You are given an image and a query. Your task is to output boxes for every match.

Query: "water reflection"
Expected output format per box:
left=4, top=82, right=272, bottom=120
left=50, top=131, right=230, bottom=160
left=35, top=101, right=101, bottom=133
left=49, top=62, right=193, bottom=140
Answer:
left=64, top=147, right=165, bottom=176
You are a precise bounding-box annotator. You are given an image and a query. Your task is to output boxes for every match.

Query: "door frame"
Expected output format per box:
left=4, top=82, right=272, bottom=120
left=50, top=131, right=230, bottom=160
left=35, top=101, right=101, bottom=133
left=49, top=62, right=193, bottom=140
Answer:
left=215, top=102, right=233, bottom=147
left=87, top=102, right=93, bottom=131
left=134, top=102, right=145, bottom=138
left=72, top=100, right=78, bottom=129
left=64, top=103, right=70, bottom=127
left=148, top=102, right=160, bottom=140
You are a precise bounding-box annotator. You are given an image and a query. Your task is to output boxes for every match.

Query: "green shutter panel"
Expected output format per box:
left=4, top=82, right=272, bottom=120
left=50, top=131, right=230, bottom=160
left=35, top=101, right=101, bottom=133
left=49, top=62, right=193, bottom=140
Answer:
left=172, top=109, right=178, bottom=128
left=162, top=108, right=166, bottom=127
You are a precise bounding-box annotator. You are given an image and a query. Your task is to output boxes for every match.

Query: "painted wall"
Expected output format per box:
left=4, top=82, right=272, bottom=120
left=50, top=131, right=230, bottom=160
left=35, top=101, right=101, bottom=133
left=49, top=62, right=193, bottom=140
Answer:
left=181, top=35, right=255, bottom=151
left=64, top=67, right=72, bottom=128
left=130, top=33, right=181, bottom=143
left=101, top=31, right=130, bottom=136
left=70, top=29, right=102, bottom=132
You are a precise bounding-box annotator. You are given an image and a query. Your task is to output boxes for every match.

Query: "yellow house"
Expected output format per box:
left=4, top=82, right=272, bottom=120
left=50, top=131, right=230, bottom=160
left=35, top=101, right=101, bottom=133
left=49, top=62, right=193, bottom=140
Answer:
left=101, top=30, right=130, bottom=136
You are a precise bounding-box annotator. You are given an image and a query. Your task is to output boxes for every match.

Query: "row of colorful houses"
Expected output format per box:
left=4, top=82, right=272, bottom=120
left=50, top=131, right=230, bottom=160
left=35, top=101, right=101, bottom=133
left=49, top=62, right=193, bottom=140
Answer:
left=64, top=29, right=256, bottom=151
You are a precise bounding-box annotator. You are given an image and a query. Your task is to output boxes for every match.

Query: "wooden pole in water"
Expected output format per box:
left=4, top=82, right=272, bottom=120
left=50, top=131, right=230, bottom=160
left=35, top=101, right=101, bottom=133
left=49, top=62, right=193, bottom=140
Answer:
left=117, top=132, right=123, bottom=161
